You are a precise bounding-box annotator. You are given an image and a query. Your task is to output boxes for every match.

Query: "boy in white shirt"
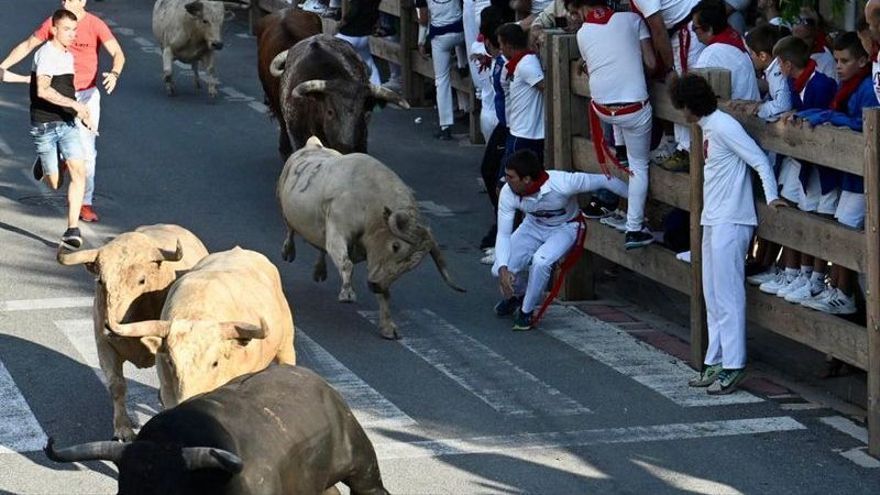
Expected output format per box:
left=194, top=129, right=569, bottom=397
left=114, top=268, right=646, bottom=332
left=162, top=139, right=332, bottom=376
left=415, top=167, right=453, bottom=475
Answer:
left=566, top=0, right=656, bottom=249
left=691, top=0, right=760, bottom=101
left=670, top=74, right=786, bottom=395
left=497, top=23, right=545, bottom=165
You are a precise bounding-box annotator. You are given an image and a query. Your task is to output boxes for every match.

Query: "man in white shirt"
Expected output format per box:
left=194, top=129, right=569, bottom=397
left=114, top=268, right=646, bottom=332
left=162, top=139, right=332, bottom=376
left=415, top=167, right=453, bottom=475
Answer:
left=492, top=150, right=629, bottom=330
left=670, top=74, right=786, bottom=395
left=567, top=0, right=656, bottom=249
left=497, top=23, right=545, bottom=166
left=691, top=0, right=760, bottom=101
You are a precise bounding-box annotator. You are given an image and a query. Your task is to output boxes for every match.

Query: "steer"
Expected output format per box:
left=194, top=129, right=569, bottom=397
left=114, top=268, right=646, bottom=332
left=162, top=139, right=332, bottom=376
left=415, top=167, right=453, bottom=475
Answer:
left=109, top=247, right=296, bottom=408
left=277, top=137, right=465, bottom=339
left=269, top=34, right=409, bottom=156
left=46, top=364, right=389, bottom=495
left=57, top=224, right=209, bottom=442
left=152, top=0, right=249, bottom=97
left=255, top=8, right=322, bottom=158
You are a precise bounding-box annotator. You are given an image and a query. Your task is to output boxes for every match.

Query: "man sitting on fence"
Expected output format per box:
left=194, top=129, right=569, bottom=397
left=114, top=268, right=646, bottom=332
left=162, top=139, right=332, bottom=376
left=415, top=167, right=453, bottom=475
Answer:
left=566, top=0, right=656, bottom=250
left=492, top=150, right=629, bottom=330
left=671, top=74, right=786, bottom=395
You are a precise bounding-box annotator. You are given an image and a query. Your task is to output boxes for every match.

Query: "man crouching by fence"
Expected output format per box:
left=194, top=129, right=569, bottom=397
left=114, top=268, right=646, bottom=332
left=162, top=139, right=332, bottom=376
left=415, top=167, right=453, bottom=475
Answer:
left=491, top=150, right=629, bottom=331
left=670, top=74, right=787, bottom=395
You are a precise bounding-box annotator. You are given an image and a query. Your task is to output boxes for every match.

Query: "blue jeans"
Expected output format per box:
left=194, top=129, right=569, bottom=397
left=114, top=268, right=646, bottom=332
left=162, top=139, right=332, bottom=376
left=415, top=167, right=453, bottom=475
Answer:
left=30, top=121, right=84, bottom=176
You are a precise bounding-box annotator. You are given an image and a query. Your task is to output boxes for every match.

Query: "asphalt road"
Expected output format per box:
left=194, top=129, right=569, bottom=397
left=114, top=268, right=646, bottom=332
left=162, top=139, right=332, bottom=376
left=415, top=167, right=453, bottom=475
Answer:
left=1, top=1, right=879, bottom=493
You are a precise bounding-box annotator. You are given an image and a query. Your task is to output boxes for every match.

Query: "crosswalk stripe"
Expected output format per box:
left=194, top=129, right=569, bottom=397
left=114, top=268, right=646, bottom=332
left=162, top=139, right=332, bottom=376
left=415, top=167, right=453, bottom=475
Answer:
left=541, top=306, right=763, bottom=407
left=360, top=309, right=590, bottom=417
left=0, top=297, right=92, bottom=312
left=0, top=359, right=47, bottom=454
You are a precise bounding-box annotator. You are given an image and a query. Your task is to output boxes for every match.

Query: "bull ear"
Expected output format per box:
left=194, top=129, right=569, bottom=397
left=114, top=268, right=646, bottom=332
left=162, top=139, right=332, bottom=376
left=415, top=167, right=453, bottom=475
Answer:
left=220, top=318, right=268, bottom=341
left=155, top=240, right=184, bottom=263
left=140, top=336, right=164, bottom=355
left=185, top=1, right=204, bottom=16
left=111, top=320, right=171, bottom=338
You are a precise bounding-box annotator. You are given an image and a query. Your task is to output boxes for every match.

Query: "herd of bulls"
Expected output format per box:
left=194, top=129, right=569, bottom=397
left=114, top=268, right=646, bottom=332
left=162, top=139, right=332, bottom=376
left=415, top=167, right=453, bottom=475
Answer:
left=41, top=3, right=468, bottom=494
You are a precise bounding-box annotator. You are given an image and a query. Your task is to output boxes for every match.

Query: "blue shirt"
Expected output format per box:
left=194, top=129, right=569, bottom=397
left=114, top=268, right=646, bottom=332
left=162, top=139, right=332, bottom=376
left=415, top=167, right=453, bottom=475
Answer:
left=492, top=55, right=506, bottom=128
left=789, top=71, right=837, bottom=111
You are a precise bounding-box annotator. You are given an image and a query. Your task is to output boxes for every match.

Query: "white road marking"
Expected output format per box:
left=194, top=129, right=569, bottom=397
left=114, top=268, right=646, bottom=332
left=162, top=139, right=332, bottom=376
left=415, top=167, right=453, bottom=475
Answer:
left=248, top=101, right=269, bottom=114
left=235, top=33, right=253, bottom=39
left=541, top=306, right=763, bottom=407
left=417, top=200, right=454, bottom=218
left=102, top=18, right=116, bottom=27
left=839, top=447, right=880, bottom=468
left=373, top=416, right=805, bottom=460
left=113, top=27, right=134, bottom=36
left=0, top=359, right=47, bottom=454
left=360, top=309, right=590, bottom=417
left=0, top=297, right=93, bottom=312
left=0, top=135, right=13, bottom=155
left=632, top=459, right=745, bottom=494
left=56, top=319, right=161, bottom=429
left=296, top=331, right=415, bottom=429
left=780, top=402, right=823, bottom=411
left=132, top=37, right=154, bottom=48
left=820, top=416, right=869, bottom=444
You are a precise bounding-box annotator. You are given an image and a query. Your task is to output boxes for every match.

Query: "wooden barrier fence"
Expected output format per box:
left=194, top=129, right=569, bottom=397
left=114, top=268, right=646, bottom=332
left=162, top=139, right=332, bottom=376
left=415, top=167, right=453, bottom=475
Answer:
left=544, top=31, right=880, bottom=457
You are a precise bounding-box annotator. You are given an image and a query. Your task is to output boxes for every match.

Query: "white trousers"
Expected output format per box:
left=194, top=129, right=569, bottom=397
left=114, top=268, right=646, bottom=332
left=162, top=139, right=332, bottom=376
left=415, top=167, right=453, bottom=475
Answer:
left=702, top=223, right=753, bottom=369
left=76, top=87, right=100, bottom=205
left=431, top=31, right=466, bottom=128
left=597, top=104, right=652, bottom=232
left=335, top=33, right=381, bottom=85
left=672, top=22, right=704, bottom=152
left=507, top=220, right=579, bottom=314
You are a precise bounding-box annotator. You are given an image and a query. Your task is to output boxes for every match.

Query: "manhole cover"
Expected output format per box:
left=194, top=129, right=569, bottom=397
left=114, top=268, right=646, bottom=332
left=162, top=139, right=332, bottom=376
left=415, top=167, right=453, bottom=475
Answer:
left=19, top=192, right=113, bottom=207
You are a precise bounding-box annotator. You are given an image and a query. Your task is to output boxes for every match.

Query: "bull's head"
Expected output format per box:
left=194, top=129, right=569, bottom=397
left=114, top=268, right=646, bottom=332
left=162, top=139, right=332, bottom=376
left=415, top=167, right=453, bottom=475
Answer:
left=45, top=437, right=242, bottom=494
left=57, top=233, right=186, bottom=335
left=109, top=318, right=269, bottom=407
left=364, top=207, right=466, bottom=294
left=183, top=1, right=227, bottom=50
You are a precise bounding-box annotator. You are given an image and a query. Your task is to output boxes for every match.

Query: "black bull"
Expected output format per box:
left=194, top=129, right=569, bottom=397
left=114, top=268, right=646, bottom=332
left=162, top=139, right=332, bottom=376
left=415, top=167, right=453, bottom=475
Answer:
left=45, top=365, right=389, bottom=495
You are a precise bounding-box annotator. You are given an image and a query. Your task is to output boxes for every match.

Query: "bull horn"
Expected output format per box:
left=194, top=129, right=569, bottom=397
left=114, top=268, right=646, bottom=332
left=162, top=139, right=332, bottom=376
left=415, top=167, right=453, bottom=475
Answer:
left=269, top=50, right=288, bottom=77
left=370, top=85, right=411, bottom=109
left=292, top=79, right=329, bottom=98
left=110, top=320, right=171, bottom=338
left=221, top=317, right=268, bottom=341
left=155, top=240, right=184, bottom=262
left=386, top=209, right=421, bottom=245
left=44, top=437, right=125, bottom=464
left=57, top=247, right=99, bottom=266
left=429, top=241, right=466, bottom=293
left=181, top=447, right=243, bottom=473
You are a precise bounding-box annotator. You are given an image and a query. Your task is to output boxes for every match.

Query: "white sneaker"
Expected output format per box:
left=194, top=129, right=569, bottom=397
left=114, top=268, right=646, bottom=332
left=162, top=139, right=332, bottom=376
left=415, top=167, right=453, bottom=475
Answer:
left=747, top=267, right=779, bottom=286
left=784, top=277, right=826, bottom=304
left=650, top=136, right=676, bottom=165
left=777, top=273, right=808, bottom=298
left=759, top=271, right=795, bottom=295
left=300, top=0, right=326, bottom=13
left=800, top=285, right=835, bottom=308
left=805, top=288, right=857, bottom=315
left=600, top=209, right=627, bottom=232
left=480, top=251, right=495, bottom=265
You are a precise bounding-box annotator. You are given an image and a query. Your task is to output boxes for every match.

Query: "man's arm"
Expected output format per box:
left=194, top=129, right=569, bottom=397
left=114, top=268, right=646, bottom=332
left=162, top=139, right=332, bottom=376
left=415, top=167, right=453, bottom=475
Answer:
left=644, top=14, right=673, bottom=73
left=722, top=120, right=780, bottom=203
left=0, top=35, right=44, bottom=71
left=640, top=38, right=657, bottom=75
left=563, top=171, right=629, bottom=197
left=35, top=74, right=95, bottom=131
left=100, top=38, right=126, bottom=94
left=0, top=67, right=30, bottom=83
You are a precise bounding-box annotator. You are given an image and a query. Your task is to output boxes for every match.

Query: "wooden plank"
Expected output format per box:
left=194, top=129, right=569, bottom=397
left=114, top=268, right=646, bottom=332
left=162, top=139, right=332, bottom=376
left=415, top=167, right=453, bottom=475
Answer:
left=688, top=123, right=707, bottom=368
left=370, top=36, right=402, bottom=64
left=542, top=31, right=556, bottom=169
left=398, top=0, right=423, bottom=105
left=864, top=109, right=880, bottom=457
left=410, top=52, right=473, bottom=94
left=379, top=0, right=401, bottom=17
left=551, top=34, right=573, bottom=171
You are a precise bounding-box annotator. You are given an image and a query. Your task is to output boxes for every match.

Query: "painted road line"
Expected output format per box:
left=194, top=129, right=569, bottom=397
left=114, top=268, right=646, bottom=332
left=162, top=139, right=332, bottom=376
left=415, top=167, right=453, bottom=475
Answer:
left=839, top=447, right=880, bottom=468
left=0, top=359, right=47, bottom=454
left=0, top=134, right=13, bottom=155
left=114, top=27, right=134, bottom=36
left=0, top=297, right=92, bottom=312
left=361, top=309, right=590, bottom=417
left=820, top=416, right=869, bottom=444
left=56, top=319, right=161, bottom=429
left=248, top=101, right=269, bottom=114
left=296, top=331, right=415, bottom=429
left=132, top=37, right=154, bottom=47
left=417, top=200, right=454, bottom=218
left=373, top=416, right=805, bottom=460
left=541, top=306, right=763, bottom=407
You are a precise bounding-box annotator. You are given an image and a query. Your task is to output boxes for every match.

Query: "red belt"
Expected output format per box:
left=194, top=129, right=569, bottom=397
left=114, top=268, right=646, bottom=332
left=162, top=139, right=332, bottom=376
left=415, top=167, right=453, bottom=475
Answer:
left=532, top=214, right=588, bottom=327
left=588, top=100, right=646, bottom=178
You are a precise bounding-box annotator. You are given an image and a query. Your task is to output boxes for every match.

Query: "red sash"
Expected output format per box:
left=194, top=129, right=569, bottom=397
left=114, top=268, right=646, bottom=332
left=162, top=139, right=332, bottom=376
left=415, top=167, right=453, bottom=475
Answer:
left=532, top=214, right=588, bottom=326
left=505, top=50, right=535, bottom=81
left=588, top=101, right=641, bottom=178
left=792, top=59, right=817, bottom=94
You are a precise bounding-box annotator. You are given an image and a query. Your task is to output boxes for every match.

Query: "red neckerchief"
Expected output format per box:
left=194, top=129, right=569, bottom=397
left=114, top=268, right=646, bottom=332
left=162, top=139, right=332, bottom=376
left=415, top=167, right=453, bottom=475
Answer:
left=518, top=170, right=549, bottom=197
left=872, top=42, right=879, bottom=61
left=792, top=59, right=817, bottom=94
left=830, top=67, right=871, bottom=111
left=709, top=27, right=746, bottom=52
left=584, top=7, right=614, bottom=24
left=812, top=32, right=827, bottom=54
left=505, top=50, right=534, bottom=81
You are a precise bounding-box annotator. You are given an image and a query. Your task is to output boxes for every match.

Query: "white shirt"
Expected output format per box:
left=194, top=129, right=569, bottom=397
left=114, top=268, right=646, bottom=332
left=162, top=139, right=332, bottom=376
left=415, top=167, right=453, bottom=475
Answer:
left=699, top=110, right=779, bottom=226
left=504, top=54, right=544, bottom=139
left=531, top=0, right=554, bottom=14
left=32, top=42, right=74, bottom=77
left=418, top=0, right=462, bottom=27
left=576, top=12, right=650, bottom=104
left=811, top=48, right=838, bottom=82
left=873, top=54, right=880, bottom=103
left=757, top=57, right=791, bottom=121
left=693, top=42, right=760, bottom=101
left=629, top=0, right=699, bottom=29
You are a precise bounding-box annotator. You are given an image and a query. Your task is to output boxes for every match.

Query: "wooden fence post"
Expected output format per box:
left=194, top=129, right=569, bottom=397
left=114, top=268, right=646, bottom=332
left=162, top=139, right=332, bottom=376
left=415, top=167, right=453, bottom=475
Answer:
left=398, top=0, right=424, bottom=106
left=688, top=124, right=707, bottom=368
left=864, top=109, right=880, bottom=457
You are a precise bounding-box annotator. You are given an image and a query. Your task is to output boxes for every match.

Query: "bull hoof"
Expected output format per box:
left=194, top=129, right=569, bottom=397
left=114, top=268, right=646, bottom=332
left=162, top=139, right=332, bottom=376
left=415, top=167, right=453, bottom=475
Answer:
left=380, top=326, right=401, bottom=340
left=282, top=241, right=296, bottom=262
left=337, top=287, right=356, bottom=303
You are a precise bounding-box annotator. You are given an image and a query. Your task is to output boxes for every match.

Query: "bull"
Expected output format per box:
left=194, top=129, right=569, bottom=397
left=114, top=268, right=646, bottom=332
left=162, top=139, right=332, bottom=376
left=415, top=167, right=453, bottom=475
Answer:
left=45, top=364, right=389, bottom=495
left=277, top=137, right=465, bottom=339
left=269, top=34, right=409, bottom=156
left=255, top=8, right=322, bottom=158
left=152, top=0, right=249, bottom=97
left=57, top=224, right=209, bottom=442
left=109, top=247, right=296, bottom=408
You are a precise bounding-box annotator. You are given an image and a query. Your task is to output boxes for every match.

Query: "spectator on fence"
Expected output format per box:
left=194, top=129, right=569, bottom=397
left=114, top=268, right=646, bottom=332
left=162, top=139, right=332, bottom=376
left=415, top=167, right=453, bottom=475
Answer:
left=497, top=23, right=545, bottom=166
left=335, top=0, right=382, bottom=84
left=691, top=0, right=759, bottom=101
left=792, top=6, right=837, bottom=82
left=491, top=150, right=630, bottom=330
left=671, top=74, right=786, bottom=395
left=567, top=0, right=656, bottom=250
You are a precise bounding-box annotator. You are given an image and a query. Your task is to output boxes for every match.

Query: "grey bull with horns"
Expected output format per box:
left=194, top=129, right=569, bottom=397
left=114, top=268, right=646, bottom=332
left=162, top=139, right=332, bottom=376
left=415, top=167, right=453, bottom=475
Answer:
left=277, top=137, right=465, bottom=339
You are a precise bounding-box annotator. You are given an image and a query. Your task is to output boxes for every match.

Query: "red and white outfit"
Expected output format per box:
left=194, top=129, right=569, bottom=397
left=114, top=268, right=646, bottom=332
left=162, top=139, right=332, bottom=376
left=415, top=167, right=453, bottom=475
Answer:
left=692, top=27, right=759, bottom=101
left=34, top=13, right=115, bottom=207
left=577, top=8, right=653, bottom=233
left=502, top=52, right=545, bottom=141
left=493, top=171, right=629, bottom=315
left=699, top=110, right=779, bottom=369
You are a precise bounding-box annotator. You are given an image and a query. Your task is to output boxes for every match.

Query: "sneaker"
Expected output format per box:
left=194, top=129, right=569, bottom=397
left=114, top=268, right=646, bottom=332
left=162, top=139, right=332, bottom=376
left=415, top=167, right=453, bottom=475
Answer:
left=624, top=230, right=654, bottom=250
left=688, top=363, right=722, bottom=387
left=658, top=149, right=690, bottom=172
left=32, top=157, right=44, bottom=181
left=582, top=200, right=611, bottom=219
left=512, top=308, right=534, bottom=331
left=615, top=145, right=628, bottom=167
left=804, top=288, right=857, bottom=315
left=759, top=270, right=795, bottom=295
left=381, top=78, right=402, bottom=93
left=480, top=249, right=495, bottom=265
left=777, top=273, right=808, bottom=298
left=706, top=368, right=747, bottom=395
left=784, top=277, right=825, bottom=304
left=649, top=138, right=675, bottom=164
left=600, top=209, right=626, bottom=232
left=494, top=295, right=521, bottom=317
left=800, top=285, right=836, bottom=308
left=747, top=267, right=779, bottom=286
left=299, top=0, right=326, bottom=13
left=434, top=127, right=452, bottom=141
left=61, top=227, right=83, bottom=249
left=79, top=205, right=99, bottom=223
